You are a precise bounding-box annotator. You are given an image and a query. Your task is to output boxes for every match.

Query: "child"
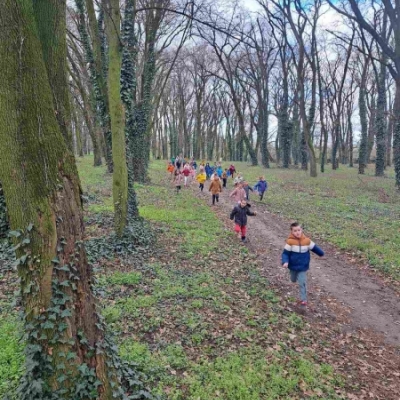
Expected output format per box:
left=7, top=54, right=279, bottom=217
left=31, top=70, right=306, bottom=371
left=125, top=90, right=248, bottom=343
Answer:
left=230, top=199, right=256, bottom=242
left=222, top=169, right=228, bottom=188
left=196, top=170, right=207, bottom=191
left=216, top=165, right=223, bottom=178
left=229, top=164, right=236, bottom=179
left=281, top=222, right=324, bottom=306
left=174, top=169, right=182, bottom=194
left=242, top=181, right=253, bottom=201
left=254, top=176, right=268, bottom=201
left=208, top=175, right=222, bottom=205
left=182, top=164, right=191, bottom=187
left=167, top=162, right=174, bottom=176
left=230, top=182, right=246, bottom=204
left=233, top=173, right=244, bottom=185
left=205, top=163, right=212, bottom=179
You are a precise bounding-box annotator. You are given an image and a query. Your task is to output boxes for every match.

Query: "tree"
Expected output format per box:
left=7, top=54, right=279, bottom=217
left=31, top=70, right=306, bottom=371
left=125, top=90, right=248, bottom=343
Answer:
left=0, top=1, right=147, bottom=398
left=328, top=0, right=400, bottom=187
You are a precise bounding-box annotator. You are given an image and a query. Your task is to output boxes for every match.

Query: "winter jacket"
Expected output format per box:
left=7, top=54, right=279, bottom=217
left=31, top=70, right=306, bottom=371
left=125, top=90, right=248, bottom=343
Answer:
left=254, top=180, right=268, bottom=193
left=230, top=187, right=246, bottom=203
left=216, top=166, right=223, bottom=177
left=196, top=173, right=206, bottom=184
left=182, top=168, right=191, bottom=176
left=222, top=171, right=227, bottom=179
left=205, top=164, right=213, bottom=176
left=209, top=179, right=222, bottom=194
left=281, top=233, right=324, bottom=272
left=230, top=204, right=255, bottom=226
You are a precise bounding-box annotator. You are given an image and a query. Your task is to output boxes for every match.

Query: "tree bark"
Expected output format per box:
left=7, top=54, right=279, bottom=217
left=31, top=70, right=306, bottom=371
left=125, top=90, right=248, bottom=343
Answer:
left=0, top=1, right=118, bottom=397
left=105, top=0, right=128, bottom=236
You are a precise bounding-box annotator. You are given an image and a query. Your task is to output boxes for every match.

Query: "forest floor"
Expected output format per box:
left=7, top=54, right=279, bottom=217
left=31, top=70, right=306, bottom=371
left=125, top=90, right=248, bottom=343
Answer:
left=0, top=157, right=399, bottom=399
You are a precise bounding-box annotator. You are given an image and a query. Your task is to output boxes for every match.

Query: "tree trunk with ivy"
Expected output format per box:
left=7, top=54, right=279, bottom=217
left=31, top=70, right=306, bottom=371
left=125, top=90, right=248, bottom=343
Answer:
left=105, top=0, right=128, bottom=236
left=121, top=0, right=140, bottom=219
left=0, top=2, right=148, bottom=398
left=358, top=59, right=369, bottom=175
left=76, top=0, right=113, bottom=173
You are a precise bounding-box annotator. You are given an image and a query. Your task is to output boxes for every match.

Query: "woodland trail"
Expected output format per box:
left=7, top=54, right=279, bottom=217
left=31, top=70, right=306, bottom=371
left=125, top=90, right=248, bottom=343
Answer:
left=195, top=182, right=400, bottom=348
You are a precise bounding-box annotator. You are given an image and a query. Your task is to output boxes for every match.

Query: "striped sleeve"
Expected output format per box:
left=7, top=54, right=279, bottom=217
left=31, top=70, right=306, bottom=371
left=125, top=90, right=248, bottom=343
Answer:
left=282, top=243, right=291, bottom=265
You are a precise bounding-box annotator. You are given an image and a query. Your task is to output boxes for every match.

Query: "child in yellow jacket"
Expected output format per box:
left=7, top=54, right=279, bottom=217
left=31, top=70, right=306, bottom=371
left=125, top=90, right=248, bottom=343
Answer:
left=196, top=171, right=207, bottom=192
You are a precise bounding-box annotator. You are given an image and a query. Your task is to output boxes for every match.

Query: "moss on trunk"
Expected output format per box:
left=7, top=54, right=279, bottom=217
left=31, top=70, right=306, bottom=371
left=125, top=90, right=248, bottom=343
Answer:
left=0, top=1, right=124, bottom=397
left=105, top=0, right=128, bottom=236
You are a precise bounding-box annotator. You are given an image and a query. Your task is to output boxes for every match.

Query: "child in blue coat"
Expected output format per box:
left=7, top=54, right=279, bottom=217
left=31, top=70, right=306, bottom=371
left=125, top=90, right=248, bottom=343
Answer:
left=281, top=222, right=324, bottom=306
left=254, top=176, right=268, bottom=201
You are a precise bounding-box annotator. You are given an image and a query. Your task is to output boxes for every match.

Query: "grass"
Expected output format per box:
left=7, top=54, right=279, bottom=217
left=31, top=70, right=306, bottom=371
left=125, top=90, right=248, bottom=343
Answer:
left=3, top=155, right=377, bottom=397
left=0, top=316, right=24, bottom=398
left=78, top=156, right=347, bottom=399
left=223, top=161, right=400, bottom=280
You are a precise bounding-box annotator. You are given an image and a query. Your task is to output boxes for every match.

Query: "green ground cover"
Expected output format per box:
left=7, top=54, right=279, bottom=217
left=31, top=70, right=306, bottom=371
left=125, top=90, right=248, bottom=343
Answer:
left=75, top=156, right=345, bottom=399
left=4, top=155, right=389, bottom=398
left=227, top=161, right=400, bottom=280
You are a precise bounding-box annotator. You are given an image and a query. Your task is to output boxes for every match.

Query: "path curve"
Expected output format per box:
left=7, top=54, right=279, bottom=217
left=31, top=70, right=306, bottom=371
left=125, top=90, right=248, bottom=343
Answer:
left=198, top=183, right=400, bottom=347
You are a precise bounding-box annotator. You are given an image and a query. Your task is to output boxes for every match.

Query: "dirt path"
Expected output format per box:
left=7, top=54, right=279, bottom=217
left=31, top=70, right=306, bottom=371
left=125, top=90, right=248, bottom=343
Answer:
left=196, top=184, right=400, bottom=347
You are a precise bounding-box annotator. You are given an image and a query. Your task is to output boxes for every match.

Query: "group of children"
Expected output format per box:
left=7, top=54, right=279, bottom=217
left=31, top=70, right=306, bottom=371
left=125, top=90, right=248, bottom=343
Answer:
left=166, top=158, right=324, bottom=307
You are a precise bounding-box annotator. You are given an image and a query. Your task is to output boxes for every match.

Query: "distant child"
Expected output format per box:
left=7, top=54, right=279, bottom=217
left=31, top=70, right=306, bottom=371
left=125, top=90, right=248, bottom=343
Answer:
left=230, top=199, right=256, bottom=242
left=216, top=165, right=223, bottom=178
left=234, top=173, right=244, bottom=185
left=229, top=164, right=236, bottom=179
left=208, top=175, right=222, bottom=205
left=230, top=182, right=246, bottom=204
left=167, top=162, right=174, bottom=176
left=242, top=181, right=253, bottom=201
left=222, top=169, right=228, bottom=188
left=174, top=169, right=182, bottom=194
left=205, top=163, right=212, bottom=179
left=254, top=176, right=268, bottom=201
left=282, top=222, right=324, bottom=306
left=182, top=165, right=191, bottom=187
left=196, top=170, right=207, bottom=191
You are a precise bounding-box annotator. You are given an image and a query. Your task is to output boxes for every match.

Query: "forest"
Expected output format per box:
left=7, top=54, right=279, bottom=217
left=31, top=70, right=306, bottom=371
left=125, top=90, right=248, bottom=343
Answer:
left=0, top=0, right=399, bottom=399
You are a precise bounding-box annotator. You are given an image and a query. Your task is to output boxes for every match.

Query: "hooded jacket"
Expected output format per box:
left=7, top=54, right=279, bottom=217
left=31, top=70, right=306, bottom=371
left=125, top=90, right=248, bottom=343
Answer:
left=254, top=180, right=267, bottom=193
left=196, top=172, right=206, bottom=184
left=230, top=187, right=246, bottom=203
left=230, top=204, right=255, bottom=226
left=281, top=233, right=324, bottom=272
left=209, top=179, right=222, bottom=194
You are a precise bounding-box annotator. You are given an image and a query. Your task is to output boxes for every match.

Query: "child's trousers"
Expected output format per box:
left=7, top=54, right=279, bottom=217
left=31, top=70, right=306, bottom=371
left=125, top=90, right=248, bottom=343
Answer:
left=234, top=224, right=247, bottom=238
left=289, top=270, right=307, bottom=301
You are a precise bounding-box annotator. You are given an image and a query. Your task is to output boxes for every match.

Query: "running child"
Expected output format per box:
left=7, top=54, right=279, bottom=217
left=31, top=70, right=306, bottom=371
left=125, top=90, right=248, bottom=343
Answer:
left=254, top=176, right=268, bottom=201
left=209, top=175, right=222, bottom=205
left=230, top=182, right=246, bottom=204
left=242, top=181, right=253, bottom=201
left=281, top=222, right=324, bottom=306
left=230, top=199, right=256, bottom=242
left=167, top=162, right=174, bottom=176
left=229, top=164, right=236, bottom=180
left=222, top=169, right=228, bottom=188
left=182, top=164, right=191, bottom=187
left=196, top=169, right=207, bottom=192
left=174, top=169, right=182, bottom=194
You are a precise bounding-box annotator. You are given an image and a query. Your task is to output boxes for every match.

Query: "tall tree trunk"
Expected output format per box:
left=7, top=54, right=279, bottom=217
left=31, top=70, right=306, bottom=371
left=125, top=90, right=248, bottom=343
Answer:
left=105, top=0, right=128, bottom=236
left=76, top=0, right=113, bottom=172
left=358, top=59, right=369, bottom=174
left=394, top=82, right=400, bottom=188
left=367, top=96, right=376, bottom=162
left=0, top=1, right=122, bottom=397
left=375, top=52, right=387, bottom=176
left=33, top=0, right=73, bottom=152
